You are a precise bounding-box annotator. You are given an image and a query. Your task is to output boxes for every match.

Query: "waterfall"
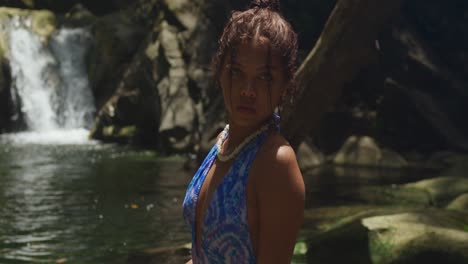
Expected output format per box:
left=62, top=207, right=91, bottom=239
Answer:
left=9, top=28, right=59, bottom=131
left=49, top=28, right=95, bottom=129
left=3, top=25, right=97, bottom=144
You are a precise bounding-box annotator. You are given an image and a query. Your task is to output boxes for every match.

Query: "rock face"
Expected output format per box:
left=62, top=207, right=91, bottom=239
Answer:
left=156, top=21, right=196, bottom=152
left=361, top=212, right=468, bottom=264
left=1, top=0, right=468, bottom=158
left=85, top=8, right=149, bottom=109
left=404, top=177, right=468, bottom=206
left=304, top=207, right=468, bottom=264
left=0, top=59, right=12, bottom=132
left=89, top=37, right=160, bottom=146
left=310, top=0, right=468, bottom=154
left=87, top=0, right=216, bottom=152
left=333, top=136, right=408, bottom=168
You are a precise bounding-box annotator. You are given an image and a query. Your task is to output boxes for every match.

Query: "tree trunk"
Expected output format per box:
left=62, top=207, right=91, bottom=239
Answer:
left=281, top=0, right=403, bottom=150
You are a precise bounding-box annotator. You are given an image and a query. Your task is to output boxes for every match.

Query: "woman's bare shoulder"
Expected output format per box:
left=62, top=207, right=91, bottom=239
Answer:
left=253, top=132, right=303, bottom=187
left=257, top=132, right=296, bottom=166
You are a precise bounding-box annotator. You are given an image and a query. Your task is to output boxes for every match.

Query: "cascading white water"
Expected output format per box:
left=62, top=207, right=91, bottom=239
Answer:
left=4, top=25, right=97, bottom=145
left=9, top=27, right=59, bottom=132
left=50, top=28, right=95, bottom=129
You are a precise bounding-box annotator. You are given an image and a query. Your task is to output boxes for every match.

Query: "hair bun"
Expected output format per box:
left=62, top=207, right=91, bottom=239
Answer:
left=249, top=0, right=281, bottom=12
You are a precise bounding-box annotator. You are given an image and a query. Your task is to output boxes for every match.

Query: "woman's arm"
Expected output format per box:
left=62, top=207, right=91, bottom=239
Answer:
left=255, top=144, right=305, bottom=264
left=185, top=259, right=193, bottom=264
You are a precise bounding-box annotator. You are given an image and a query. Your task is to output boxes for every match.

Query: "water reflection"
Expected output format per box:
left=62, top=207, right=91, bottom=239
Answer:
left=0, top=143, right=191, bottom=263
left=303, top=164, right=439, bottom=208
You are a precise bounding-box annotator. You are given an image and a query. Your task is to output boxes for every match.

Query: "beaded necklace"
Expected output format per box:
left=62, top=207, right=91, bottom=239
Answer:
left=216, top=123, right=269, bottom=162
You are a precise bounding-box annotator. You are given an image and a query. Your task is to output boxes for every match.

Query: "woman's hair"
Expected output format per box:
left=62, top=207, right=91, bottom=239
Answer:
left=212, top=0, right=299, bottom=101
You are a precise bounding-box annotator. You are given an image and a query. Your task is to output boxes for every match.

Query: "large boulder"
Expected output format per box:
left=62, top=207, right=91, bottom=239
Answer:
left=403, top=176, right=468, bottom=206
left=305, top=208, right=468, bottom=264
left=0, top=7, right=57, bottom=51
left=333, top=135, right=408, bottom=168
left=447, top=193, right=468, bottom=212
left=354, top=185, right=432, bottom=206
left=297, top=141, right=325, bottom=171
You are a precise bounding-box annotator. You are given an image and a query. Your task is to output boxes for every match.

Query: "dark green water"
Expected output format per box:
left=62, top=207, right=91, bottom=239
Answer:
left=0, top=142, right=191, bottom=263
left=0, top=137, right=439, bottom=264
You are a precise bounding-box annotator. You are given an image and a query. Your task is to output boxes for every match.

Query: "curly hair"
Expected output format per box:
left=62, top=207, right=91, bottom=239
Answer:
left=212, top=0, right=299, bottom=104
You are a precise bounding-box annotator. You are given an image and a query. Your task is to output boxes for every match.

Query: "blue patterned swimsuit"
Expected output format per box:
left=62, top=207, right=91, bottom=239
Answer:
left=182, top=127, right=270, bottom=263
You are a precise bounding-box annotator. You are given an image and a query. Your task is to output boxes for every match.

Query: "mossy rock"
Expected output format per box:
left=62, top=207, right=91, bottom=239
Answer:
left=103, top=125, right=137, bottom=137
left=447, top=193, right=468, bottom=212
left=306, top=208, right=468, bottom=264
left=31, top=10, right=56, bottom=38
left=356, top=185, right=432, bottom=206
left=0, top=7, right=56, bottom=57
left=403, top=176, right=468, bottom=206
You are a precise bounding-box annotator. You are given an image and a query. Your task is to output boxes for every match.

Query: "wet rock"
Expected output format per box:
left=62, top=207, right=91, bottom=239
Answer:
left=306, top=208, right=468, bottom=264
left=157, top=21, right=196, bottom=152
left=297, top=141, right=325, bottom=171
left=91, top=19, right=198, bottom=151
left=447, top=193, right=468, bottom=212
left=89, top=36, right=160, bottom=146
left=362, top=212, right=468, bottom=264
left=333, top=136, right=381, bottom=166
left=379, top=149, right=408, bottom=168
left=355, top=185, right=432, bottom=206
left=163, top=0, right=199, bottom=32
left=333, top=136, right=407, bottom=168
left=403, top=176, right=468, bottom=206
left=0, top=59, right=11, bottom=132
left=0, top=8, right=57, bottom=48
left=61, top=4, right=95, bottom=27
left=31, top=10, right=56, bottom=38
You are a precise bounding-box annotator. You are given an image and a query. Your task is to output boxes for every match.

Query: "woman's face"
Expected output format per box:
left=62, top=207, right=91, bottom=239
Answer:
left=219, top=38, right=287, bottom=129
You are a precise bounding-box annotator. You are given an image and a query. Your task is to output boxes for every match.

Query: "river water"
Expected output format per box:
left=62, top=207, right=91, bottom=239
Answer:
left=0, top=137, right=192, bottom=263
left=0, top=134, right=440, bottom=263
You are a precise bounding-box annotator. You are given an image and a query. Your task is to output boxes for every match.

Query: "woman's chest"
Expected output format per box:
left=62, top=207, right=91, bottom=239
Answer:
left=196, top=160, right=233, bottom=223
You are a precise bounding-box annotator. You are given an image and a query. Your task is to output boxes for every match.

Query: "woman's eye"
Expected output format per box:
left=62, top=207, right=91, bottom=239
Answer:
left=230, top=67, right=241, bottom=77
left=259, top=73, right=273, bottom=81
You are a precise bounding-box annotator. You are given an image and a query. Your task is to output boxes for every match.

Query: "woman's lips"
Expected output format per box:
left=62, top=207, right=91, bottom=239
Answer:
left=236, top=105, right=256, bottom=114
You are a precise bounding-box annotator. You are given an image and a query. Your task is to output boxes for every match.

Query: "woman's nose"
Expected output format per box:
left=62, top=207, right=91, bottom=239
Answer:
left=240, top=81, right=256, bottom=98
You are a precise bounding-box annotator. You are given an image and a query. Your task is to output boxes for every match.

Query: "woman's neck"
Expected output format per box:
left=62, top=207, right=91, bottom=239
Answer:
left=224, top=122, right=266, bottom=152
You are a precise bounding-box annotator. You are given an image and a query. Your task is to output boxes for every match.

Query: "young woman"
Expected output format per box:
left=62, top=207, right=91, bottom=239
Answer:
left=183, top=0, right=305, bottom=263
